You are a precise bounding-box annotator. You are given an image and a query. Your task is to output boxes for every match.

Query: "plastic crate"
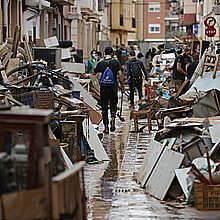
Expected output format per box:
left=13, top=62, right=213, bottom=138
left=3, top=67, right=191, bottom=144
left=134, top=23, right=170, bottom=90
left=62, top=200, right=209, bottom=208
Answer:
left=19, top=92, right=34, bottom=107
left=194, top=180, right=220, bottom=210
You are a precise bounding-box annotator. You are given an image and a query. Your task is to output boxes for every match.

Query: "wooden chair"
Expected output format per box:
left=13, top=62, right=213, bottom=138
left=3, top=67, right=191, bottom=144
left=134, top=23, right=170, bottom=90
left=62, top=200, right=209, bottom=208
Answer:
left=133, top=109, right=152, bottom=133
left=199, top=53, right=220, bottom=79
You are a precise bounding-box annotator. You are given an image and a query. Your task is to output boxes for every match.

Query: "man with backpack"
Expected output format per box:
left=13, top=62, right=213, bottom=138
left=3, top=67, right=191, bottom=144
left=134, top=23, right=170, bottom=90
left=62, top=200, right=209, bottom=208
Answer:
left=93, top=47, right=125, bottom=134
left=126, top=51, right=149, bottom=105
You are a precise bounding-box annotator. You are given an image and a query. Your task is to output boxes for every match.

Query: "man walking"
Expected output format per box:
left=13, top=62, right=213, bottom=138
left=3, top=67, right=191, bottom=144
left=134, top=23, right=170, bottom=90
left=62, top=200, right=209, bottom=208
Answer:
left=126, top=51, right=148, bottom=105
left=172, top=48, right=191, bottom=91
left=93, top=47, right=124, bottom=134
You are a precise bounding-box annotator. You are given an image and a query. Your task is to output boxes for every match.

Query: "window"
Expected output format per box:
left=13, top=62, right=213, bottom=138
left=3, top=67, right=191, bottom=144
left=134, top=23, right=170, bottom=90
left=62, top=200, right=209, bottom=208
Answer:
left=149, top=24, right=160, bottom=33
left=149, top=3, right=160, bottom=12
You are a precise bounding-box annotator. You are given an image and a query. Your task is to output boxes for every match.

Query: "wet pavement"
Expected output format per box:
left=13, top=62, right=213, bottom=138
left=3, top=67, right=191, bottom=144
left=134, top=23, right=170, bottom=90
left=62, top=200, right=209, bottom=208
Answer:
left=84, top=94, right=220, bottom=220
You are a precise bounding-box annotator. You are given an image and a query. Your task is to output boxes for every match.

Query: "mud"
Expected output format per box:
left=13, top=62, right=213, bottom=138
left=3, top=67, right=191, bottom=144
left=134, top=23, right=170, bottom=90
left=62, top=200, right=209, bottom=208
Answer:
left=84, top=94, right=220, bottom=220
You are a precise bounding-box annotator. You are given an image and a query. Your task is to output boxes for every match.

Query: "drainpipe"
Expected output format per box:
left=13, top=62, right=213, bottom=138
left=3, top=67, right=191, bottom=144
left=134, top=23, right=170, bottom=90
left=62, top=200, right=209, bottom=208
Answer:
left=3, top=0, right=9, bottom=42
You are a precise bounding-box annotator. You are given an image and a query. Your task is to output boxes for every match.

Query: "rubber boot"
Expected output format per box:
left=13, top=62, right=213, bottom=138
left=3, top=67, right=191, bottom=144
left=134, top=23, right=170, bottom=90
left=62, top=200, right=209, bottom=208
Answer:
left=103, top=126, right=109, bottom=134
left=110, top=117, right=116, bottom=132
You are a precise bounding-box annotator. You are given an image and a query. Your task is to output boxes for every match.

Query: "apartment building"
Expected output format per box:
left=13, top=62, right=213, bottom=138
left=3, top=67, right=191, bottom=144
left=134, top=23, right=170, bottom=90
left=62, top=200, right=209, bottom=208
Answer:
left=65, top=0, right=108, bottom=59
left=143, top=0, right=169, bottom=46
left=109, top=0, right=136, bottom=47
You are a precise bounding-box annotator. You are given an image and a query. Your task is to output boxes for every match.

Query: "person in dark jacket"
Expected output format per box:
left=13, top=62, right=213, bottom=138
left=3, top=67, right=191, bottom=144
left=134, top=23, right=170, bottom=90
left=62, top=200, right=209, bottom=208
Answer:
left=126, top=51, right=149, bottom=105
left=172, top=48, right=191, bottom=91
left=93, top=47, right=124, bottom=134
left=187, top=54, right=199, bottom=80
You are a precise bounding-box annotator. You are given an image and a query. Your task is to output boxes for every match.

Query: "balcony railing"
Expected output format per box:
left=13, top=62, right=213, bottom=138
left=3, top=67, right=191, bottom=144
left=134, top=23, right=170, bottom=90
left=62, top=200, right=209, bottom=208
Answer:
left=120, top=14, right=123, bottom=26
left=165, top=28, right=186, bottom=39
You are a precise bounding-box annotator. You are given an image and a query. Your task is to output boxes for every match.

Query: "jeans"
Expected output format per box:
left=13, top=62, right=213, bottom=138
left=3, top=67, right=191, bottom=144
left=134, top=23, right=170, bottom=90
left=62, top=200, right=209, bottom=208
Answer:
left=100, top=86, right=118, bottom=127
left=129, top=79, right=142, bottom=104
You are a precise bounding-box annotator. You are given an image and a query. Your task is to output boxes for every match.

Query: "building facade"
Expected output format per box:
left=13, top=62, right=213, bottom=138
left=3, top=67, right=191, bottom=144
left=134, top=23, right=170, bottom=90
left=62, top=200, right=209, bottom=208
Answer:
left=109, top=0, right=136, bottom=47
left=143, top=0, right=168, bottom=46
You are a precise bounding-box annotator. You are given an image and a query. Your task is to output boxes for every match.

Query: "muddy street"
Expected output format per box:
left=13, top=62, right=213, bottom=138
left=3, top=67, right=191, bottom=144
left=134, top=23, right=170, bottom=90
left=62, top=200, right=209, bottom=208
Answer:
left=84, top=94, right=220, bottom=220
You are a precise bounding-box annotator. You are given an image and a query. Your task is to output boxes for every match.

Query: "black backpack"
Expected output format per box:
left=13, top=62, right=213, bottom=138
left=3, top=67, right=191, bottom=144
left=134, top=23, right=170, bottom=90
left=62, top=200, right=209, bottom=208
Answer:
left=130, top=59, right=142, bottom=80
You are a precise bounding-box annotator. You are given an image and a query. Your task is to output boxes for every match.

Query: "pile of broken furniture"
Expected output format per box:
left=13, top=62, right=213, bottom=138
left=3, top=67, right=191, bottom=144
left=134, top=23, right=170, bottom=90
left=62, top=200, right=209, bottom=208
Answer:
left=136, top=50, right=220, bottom=210
left=0, top=27, right=109, bottom=219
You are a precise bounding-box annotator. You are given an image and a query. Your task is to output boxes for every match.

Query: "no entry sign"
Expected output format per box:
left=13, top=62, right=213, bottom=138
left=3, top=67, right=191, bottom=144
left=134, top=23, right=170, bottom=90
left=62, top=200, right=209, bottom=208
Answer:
left=205, top=26, right=216, bottom=37
left=204, top=17, right=216, bottom=27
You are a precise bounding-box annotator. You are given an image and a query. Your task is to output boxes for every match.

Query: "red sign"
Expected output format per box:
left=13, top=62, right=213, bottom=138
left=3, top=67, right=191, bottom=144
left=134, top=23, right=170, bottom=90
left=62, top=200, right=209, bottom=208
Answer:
left=205, top=26, right=216, bottom=37
left=204, top=17, right=216, bottom=27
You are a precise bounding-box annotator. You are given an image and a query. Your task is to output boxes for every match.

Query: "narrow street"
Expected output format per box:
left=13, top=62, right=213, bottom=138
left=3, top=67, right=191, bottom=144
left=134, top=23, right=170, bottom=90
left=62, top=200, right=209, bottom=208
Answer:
left=84, top=94, right=220, bottom=220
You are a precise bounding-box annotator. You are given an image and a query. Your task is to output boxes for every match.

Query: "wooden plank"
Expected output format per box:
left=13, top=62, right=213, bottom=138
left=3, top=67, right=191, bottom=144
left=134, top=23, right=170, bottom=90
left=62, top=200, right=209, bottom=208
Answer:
left=11, top=26, right=21, bottom=58
left=6, top=58, right=20, bottom=82
left=22, top=34, right=33, bottom=62
left=209, top=140, right=220, bottom=158
left=68, top=74, right=97, bottom=108
left=6, top=95, right=24, bottom=106
left=1, top=188, right=47, bottom=220
left=175, top=167, right=191, bottom=199
left=136, top=140, right=165, bottom=187
left=0, top=42, right=8, bottom=57
left=203, top=62, right=215, bottom=67
left=83, top=118, right=109, bottom=161
left=209, top=124, right=220, bottom=143
left=213, top=54, right=220, bottom=79
left=52, top=161, right=85, bottom=182
left=145, top=148, right=185, bottom=200
left=2, top=52, right=13, bottom=66
left=82, top=101, right=102, bottom=125
left=167, top=138, right=176, bottom=150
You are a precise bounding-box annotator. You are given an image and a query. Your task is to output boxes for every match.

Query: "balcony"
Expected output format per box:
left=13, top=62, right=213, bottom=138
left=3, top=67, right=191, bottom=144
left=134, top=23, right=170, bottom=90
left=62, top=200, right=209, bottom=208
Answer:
left=165, top=10, right=179, bottom=22
left=165, top=28, right=186, bottom=39
left=179, top=14, right=196, bottom=26
left=81, top=0, right=98, bottom=14
left=68, top=6, right=82, bottom=20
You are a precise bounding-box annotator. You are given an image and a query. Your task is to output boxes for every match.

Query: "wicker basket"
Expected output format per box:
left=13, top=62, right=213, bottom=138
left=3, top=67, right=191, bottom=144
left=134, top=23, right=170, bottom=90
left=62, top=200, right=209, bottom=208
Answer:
left=194, top=180, right=220, bottom=210
left=19, top=90, right=55, bottom=110
left=32, top=91, right=55, bottom=110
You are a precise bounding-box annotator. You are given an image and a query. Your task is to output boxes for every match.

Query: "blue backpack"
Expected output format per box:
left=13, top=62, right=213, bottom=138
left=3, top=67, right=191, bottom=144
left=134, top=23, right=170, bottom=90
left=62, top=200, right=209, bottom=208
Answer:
left=100, top=60, right=114, bottom=86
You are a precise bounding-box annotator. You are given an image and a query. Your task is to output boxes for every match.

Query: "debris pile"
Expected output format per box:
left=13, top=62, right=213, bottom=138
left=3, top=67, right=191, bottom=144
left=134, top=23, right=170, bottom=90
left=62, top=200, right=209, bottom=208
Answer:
left=136, top=50, right=220, bottom=210
left=0, top=31, right=108, bottom=219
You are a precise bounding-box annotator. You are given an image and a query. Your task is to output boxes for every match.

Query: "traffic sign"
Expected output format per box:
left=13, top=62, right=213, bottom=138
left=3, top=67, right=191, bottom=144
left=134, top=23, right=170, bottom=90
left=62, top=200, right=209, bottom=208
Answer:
left=204, top=17, right=216, bottom=27
left=192, top=25, right=198, bottom=34
left=205, top=26, right=216, bottom=37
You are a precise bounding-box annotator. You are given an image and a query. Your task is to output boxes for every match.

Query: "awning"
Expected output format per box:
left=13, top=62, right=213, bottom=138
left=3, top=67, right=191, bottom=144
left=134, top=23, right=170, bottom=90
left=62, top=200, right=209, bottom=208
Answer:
left=179, top=14, right=196, bottom=26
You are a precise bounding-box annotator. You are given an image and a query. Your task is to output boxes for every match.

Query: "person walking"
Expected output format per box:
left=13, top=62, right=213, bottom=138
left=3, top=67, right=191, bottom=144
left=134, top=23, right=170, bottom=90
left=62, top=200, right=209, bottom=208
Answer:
left=93, top=47, right=125, bottom=134
left=187, top=54, right=199, bottom=80
left=126, top=51, right=149, bottom=105
left=86, top=50, right=97, bottom=77
left=172, top=48, right=191, bottom=91
left=115, top=45, right=122, bottom=63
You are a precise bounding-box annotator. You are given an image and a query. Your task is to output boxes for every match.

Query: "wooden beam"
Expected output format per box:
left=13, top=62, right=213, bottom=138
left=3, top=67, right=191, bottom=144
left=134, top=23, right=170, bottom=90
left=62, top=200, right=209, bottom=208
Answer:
left=12, top=26, right=21, bottom=58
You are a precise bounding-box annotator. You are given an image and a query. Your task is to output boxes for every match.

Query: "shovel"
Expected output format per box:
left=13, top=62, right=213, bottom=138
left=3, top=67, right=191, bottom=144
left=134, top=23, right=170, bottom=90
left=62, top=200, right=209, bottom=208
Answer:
left=117, top=91, right=125, bottom=122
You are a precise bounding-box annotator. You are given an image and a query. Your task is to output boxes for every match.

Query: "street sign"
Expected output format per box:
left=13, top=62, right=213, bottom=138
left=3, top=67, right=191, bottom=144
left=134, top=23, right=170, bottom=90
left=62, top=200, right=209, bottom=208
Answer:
left=204, top=17, right=216, bottom=27
left=205, top=26, right=216, bottom=37
left=192, top=25, right=198, bottom=34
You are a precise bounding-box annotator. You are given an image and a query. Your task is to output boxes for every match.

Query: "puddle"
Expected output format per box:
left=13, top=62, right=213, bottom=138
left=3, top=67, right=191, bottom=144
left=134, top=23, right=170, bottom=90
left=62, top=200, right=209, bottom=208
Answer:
left=84, top=93, right=220, bottom=220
